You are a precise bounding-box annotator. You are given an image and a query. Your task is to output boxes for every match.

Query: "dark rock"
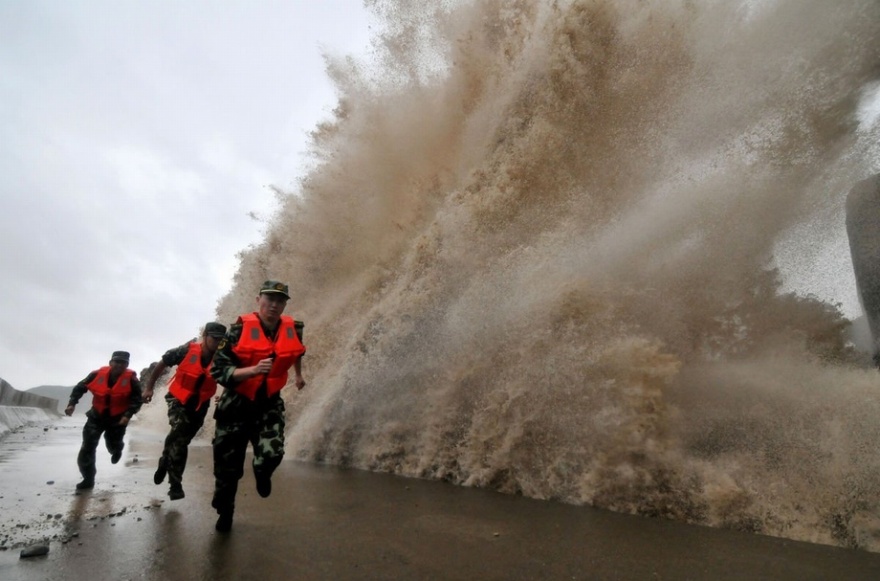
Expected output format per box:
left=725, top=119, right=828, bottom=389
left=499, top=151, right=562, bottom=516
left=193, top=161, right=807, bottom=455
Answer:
left=20, top=544, right=49, bottom=558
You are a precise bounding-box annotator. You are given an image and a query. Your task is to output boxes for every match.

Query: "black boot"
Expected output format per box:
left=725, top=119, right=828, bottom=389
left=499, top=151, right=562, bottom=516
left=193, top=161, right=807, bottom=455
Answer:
left=255, top=472, right=272, bottom=498
left=215, top=510, right=233, bottom=533
left=168, top=483, right=185, bottom=501
left=154, top=457, right=167, bottom=485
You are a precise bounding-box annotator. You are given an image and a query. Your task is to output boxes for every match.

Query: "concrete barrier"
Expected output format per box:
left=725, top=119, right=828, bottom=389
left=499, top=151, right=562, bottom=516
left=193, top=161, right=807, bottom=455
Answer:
left=0, top=378, right=61, bottom=437
left=0, top=378, right=61, bottom=408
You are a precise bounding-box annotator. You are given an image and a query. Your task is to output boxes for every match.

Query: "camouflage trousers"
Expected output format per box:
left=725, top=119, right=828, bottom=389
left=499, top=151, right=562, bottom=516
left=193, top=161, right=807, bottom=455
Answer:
left=211, top=389, right=286, bottom=512
left=77, top=410, right=127, bottom=480
left=159, top=394, right=209, bottom=487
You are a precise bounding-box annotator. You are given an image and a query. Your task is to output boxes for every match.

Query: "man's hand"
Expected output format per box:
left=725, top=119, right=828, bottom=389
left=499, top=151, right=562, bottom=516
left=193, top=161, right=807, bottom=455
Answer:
left=251, top=358, right=274, bottom=377
left=294, top=376, right=306, bottom=390
left=232, top=358, right=274, bottom=383
left=118, top=416, right=130, bottom=427
left=142, top=388, right=153, bottom=403
left=64, top=404, right=74, bottom=416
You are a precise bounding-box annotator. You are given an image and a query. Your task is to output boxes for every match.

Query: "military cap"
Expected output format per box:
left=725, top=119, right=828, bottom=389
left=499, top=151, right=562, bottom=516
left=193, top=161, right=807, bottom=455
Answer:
left=205, top=322, right=227, bottom=338
left=110, top=351, right=130, bottom=363
left=260, top=280, right=290, bottom=299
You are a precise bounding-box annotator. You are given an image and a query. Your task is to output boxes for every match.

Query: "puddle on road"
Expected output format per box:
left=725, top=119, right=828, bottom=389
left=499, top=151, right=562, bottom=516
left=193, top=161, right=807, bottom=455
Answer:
left=0, top=418, right=170, bottom=550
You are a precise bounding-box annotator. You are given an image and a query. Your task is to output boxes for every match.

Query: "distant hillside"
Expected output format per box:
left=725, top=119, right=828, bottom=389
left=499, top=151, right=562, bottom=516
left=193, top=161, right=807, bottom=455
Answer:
left=20, top=362, right=160, bottom=415
left=27, top=385, right=73, bottom=413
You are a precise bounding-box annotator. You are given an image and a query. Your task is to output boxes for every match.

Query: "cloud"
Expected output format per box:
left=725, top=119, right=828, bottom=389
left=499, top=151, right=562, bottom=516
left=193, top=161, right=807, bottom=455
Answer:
left=0, top=1, right=373, bottom=388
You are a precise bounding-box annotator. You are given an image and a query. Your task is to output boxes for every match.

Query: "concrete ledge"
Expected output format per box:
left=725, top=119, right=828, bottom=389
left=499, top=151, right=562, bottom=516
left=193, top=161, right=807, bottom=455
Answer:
left=0, top=405, right=58, bottom=437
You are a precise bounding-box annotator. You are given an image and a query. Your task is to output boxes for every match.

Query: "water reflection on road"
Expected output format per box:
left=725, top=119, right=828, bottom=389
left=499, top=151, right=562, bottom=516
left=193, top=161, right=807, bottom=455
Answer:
left=2, top=419, right=880, bottom=580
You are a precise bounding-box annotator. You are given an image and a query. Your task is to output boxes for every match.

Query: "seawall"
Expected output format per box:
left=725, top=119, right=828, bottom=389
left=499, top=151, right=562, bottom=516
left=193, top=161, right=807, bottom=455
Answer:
left=0, top=377, right=61, bottom=437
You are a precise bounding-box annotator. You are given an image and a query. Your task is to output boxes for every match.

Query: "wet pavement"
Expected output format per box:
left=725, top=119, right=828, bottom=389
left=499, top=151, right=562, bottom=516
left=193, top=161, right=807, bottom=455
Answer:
left=2, top=417, right=880, bottom=581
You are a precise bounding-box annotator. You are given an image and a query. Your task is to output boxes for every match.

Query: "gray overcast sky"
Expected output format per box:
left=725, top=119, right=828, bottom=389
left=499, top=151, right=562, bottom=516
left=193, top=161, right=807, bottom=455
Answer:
left=0, top=1, right=373, bottom=389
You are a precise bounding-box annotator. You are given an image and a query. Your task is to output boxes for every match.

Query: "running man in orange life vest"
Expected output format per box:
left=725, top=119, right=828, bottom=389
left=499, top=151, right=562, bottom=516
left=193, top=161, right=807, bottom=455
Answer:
left=142, top=322, right=227, bottom=501
left=210, top=280, right=306, bottom=533
left=65, top=350, right=144, bottom=491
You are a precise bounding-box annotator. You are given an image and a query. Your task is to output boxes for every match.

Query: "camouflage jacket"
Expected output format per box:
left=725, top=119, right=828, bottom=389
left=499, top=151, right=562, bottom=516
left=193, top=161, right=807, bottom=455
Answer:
left=68, top=370, right=144, bottom=419
left=210, top=317, right=304, bottom=389
left=161, top=341, right=215, bottom=368
left=160, top=342, right=193, bottom=367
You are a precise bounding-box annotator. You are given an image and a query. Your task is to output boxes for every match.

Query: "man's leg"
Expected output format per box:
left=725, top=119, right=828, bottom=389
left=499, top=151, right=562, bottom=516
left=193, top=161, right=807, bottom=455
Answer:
left=161, top=401, right=206, bottom=499
left=251, top=396, right=286, bottom=498
left=154, top=398, right=177, bottom=485
left=212, top=418, right=248, bottom=531
left=103, top=421, right=127, bottom=464
left=76, top=417, right=103, bottom=489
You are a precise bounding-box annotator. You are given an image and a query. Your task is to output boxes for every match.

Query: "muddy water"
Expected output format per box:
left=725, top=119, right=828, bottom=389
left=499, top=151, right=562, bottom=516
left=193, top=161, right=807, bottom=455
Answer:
left=216, top=0, right=880, bottom=551
left=1, top=418, right=880, bottom=580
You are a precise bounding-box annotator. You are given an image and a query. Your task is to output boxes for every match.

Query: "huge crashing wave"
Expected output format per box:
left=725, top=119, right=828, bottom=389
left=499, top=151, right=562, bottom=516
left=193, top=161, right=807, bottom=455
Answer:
left=216, top=0, right=880, bottom=550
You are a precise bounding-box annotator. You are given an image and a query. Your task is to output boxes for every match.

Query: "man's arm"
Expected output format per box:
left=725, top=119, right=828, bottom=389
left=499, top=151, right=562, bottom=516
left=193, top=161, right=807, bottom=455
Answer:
left=211, top=324, right=243, bottom=387
left=118, top=373, right=143, bottom=426
left=142, top=343, right=190, bottom=403
left=142, top=361, right=167, bottom=404
left=293, top=320, right=306, bottom=390
left=293, top=357, right=306, bottom=390
left=65, top=372, right=97, bottom=416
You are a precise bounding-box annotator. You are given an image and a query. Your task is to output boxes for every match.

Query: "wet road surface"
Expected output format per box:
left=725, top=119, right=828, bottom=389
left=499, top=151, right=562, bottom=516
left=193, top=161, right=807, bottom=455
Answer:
left=2, top=417, right=880, bottom=580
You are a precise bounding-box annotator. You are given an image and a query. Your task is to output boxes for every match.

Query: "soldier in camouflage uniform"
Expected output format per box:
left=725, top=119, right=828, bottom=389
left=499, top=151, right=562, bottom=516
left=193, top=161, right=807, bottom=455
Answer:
left=210, top=280, right=306, bottom=533
left=65, top=351, right=143, bottom=491
left=142, top=322, right=227, bottom=500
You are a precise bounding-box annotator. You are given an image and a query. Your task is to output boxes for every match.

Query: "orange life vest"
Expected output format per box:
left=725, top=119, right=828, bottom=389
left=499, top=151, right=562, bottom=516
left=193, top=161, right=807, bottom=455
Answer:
left=231, top=313, right=306, bottom=400
left=87, top=367, right=136, bottom=416
left=168, top=341, right=218, bottom=408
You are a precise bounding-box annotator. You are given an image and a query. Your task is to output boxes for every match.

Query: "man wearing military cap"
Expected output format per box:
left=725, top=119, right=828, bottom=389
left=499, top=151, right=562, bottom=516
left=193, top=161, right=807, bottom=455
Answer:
left=65, top=350, right=144, bottom=490
left=210, top=280, right=306, bottom=532
left=143, top=321, right=227, bottom=500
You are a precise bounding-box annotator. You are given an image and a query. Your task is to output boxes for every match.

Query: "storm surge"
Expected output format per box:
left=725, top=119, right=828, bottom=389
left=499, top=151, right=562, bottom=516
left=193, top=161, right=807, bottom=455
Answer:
left=217, top=0, right=880, bottom=549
